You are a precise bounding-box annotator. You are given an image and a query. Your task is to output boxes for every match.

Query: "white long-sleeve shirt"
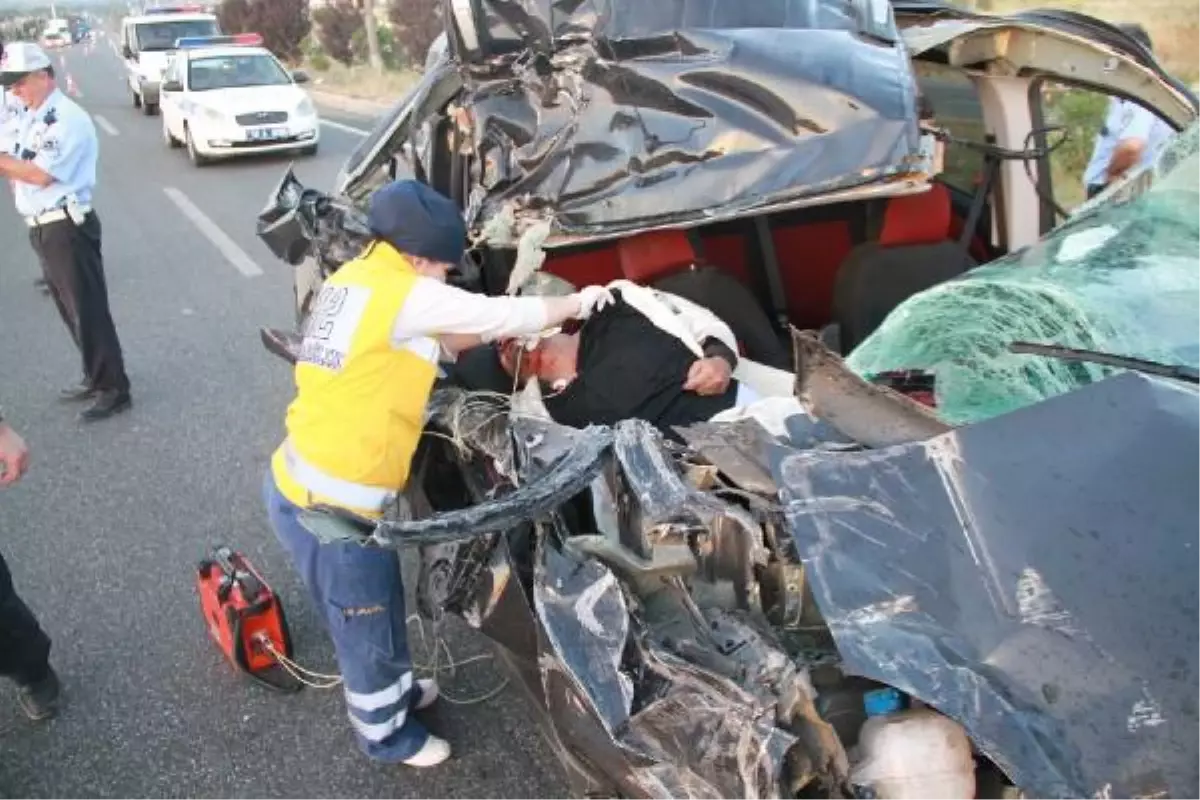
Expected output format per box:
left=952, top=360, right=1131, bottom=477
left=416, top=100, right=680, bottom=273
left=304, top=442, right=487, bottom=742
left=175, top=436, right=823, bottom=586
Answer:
left=389, top=277, right=551, bottom=344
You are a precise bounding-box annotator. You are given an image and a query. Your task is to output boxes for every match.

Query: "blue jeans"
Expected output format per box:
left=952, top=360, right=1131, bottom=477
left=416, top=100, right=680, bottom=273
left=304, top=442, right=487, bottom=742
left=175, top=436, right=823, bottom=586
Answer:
left=263, top=471, right=429, bottom=762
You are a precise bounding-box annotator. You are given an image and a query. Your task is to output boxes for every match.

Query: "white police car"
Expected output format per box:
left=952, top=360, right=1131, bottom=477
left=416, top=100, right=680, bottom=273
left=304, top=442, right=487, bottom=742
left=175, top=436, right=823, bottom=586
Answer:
left=159, top=34, right=320, bottom=166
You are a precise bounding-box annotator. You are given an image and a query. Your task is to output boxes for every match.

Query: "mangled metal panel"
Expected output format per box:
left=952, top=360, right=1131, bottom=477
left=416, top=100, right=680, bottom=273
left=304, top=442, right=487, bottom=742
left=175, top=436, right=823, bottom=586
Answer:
left=846, top=122, right=1200, bottom=425
left=773, top=371, right=1200, bottom=798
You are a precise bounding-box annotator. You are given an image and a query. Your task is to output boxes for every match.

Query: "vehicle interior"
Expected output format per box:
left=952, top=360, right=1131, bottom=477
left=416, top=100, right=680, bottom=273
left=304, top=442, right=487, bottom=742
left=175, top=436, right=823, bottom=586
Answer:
left=380, top=15, right=1194, bottom=391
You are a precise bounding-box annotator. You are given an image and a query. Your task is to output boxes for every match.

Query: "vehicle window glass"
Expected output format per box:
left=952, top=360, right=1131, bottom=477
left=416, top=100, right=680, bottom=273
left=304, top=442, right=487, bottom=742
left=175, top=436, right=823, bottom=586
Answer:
left=915, top=62, right=985, bottom=197
left=188, top=54, right=292, bottom=91
left=135, top=19, right=219, bottom=52
left=1035, top=81, right=1173, bottom=215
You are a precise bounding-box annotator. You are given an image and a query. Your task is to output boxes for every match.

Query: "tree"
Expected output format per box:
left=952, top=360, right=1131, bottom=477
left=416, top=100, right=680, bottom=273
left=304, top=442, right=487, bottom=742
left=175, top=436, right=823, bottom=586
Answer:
left=387, top=0, right=440, bottom=68
left=361, top=0, right=383, bottom=73
left=247, top=0, right=311, bottom=63
left=216, top=0, right=251, bottom=35
left=313, top=0, right=363, bottom=67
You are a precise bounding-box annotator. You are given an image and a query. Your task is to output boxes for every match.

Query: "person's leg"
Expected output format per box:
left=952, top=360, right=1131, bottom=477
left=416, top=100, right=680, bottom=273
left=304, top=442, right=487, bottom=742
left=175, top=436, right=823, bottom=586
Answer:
left=66, top=213, right=131, bottom=398
left=0, top=549, right=59, bottom=720
left=29, top=223, right=82, bottom=353
left=263, top=472, right=446, bottom=765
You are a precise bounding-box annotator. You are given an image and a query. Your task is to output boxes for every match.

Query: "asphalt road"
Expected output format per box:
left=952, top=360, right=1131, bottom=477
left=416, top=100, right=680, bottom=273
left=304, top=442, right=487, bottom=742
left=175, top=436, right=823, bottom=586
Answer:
left=0, top=35, right=566, bottom=799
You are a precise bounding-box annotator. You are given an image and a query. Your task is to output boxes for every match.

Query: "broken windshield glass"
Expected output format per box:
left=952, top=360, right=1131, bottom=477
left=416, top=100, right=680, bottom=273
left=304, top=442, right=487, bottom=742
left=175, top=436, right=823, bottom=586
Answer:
left=845, top=121, right=1200, bottom=424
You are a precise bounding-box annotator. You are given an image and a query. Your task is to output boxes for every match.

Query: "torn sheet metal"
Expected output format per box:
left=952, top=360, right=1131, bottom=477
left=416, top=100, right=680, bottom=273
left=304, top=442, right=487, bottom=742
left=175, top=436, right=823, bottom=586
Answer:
left=773, top=372, right=1199, bottom=798
left=533, top=540, right=813, bottom=799
left=343, top=0, right=924, bottom=243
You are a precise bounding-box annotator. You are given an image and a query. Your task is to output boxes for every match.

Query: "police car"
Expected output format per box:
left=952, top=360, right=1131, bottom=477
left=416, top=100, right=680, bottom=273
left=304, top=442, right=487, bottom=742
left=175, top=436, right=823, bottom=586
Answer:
left=159, top=34, right=320, bottom=166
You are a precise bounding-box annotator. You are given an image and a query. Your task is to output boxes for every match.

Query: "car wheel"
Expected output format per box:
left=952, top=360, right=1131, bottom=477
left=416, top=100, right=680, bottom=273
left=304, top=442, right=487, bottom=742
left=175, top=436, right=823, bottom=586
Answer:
left=185, top=125, right=210, bottom=167
left=162, top=117, right=181, bottom=148
left=142, top=101, right=158, bottom=117
left=132, top=89, right=141, bottom=109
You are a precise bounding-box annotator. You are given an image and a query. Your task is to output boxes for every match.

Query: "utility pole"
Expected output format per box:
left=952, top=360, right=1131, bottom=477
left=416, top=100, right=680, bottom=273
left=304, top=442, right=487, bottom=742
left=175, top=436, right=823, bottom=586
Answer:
left=361, top=0, right=383, bottom=73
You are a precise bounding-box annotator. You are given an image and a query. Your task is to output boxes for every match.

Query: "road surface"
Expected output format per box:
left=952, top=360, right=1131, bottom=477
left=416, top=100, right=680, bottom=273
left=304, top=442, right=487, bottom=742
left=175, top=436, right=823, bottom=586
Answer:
left=0, top=36, right=566, bottom=799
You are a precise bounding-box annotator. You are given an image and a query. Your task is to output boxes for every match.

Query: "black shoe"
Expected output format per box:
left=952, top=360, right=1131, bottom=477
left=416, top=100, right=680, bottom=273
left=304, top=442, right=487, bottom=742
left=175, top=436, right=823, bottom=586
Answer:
left=79, top=390, right=132, bottom=422
left=59, top=381, right=97, bottom=402
left=17, top=668, right=60, bottom=721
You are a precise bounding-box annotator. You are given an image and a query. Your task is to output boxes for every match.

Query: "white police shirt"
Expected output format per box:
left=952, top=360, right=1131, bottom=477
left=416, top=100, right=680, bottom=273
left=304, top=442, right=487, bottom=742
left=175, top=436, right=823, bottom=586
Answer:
left=1082, top=97, right=1172, bottom=189
left=0, top=89, right=26, bottom=156
left=12, top=88, right=98, bottom=218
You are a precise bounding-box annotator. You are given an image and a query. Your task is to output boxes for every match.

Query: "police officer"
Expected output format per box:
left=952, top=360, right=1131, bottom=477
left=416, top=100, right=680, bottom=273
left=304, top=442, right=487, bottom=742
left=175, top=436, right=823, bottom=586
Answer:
left=1081, top=24, right=1172, bottom=200
left=0, top=83, right=44, bottom=295
left=0, top=407, right=61, bottom=721
left=0, top=43, right=132, bottom=422
left=264, top=179, right=612, bottom=768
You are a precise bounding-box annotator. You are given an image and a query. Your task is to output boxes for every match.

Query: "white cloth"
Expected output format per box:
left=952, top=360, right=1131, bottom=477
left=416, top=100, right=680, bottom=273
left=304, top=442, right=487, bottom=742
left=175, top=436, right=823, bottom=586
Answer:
left=606, top=279, right=739, bottom=358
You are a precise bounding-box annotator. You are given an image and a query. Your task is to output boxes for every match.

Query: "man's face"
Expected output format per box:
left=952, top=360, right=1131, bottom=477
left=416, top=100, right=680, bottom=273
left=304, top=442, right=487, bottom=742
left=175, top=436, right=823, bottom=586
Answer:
left=10, top=71, right=51, bottom=107
left=499, top=333, right=579, bottom=387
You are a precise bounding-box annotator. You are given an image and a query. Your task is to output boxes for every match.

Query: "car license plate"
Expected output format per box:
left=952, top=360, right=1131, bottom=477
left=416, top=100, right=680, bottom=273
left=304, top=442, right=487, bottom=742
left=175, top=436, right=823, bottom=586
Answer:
left=249, top=127, right=285, bottom=141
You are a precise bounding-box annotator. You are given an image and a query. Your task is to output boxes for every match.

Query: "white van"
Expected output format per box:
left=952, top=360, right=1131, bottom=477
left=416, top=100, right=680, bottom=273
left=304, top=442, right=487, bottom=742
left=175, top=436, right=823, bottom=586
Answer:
left=120, top=5, right=220, bottom=116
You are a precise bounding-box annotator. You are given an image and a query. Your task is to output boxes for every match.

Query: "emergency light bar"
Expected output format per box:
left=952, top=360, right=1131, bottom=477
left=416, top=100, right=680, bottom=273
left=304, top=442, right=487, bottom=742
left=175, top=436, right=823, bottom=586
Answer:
left=144, top=5, right=207, bottom=14
left=174, top=33, right=264, bottom=49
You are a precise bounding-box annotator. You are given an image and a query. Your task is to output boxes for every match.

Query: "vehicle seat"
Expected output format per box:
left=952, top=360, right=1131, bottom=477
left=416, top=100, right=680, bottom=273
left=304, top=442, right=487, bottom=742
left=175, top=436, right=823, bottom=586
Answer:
left=831, top=184, right=977, bottom=353
left=617, top=230, right=791, bottom=369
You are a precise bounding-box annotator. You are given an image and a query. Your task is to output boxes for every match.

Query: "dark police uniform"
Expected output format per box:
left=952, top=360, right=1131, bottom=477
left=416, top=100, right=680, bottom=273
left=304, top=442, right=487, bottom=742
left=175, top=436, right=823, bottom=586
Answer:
left=4, top=45, right=130, bottom=417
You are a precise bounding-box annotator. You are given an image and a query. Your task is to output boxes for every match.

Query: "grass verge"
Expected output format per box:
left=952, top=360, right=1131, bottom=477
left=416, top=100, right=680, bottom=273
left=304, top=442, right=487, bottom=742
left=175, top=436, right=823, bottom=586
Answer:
left=304, top=61, right=420, bottom=103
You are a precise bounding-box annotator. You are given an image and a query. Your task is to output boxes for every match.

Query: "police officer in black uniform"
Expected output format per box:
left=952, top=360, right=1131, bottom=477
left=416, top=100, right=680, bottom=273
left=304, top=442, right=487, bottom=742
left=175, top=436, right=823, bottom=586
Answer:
left=0, top=407, right=60, bottom=720
left=0, top=42, right=131, bottom=422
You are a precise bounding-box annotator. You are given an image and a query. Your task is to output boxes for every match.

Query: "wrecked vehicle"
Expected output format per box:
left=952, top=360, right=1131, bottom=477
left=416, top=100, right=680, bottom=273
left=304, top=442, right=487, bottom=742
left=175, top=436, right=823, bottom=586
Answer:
left=254, top=0, right=1199, bottom=797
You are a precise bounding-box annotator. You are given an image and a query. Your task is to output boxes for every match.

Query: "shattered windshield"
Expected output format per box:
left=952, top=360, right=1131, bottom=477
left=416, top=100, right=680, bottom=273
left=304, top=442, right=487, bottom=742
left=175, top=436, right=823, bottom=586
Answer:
left=846, top=121, right=1200, bottom=424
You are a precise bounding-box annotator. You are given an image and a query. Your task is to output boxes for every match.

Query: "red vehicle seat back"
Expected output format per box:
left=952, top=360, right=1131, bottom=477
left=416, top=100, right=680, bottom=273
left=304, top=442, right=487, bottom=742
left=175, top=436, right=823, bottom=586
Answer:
left=616, top=229, right=697, bottom=284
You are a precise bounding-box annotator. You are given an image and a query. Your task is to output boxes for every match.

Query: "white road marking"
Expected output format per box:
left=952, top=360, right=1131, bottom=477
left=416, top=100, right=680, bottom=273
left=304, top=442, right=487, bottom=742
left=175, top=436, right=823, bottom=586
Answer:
left=162, top=187, right=264, bottom=278
left=321, top=118, right=368, bottom=136
left=93, top=115, right=119, bottom=136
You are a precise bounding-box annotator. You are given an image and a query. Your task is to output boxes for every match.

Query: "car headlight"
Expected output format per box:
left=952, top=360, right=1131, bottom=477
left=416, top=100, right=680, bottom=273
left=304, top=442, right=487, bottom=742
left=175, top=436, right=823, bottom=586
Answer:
left=296, top=97, right=315, bottom=118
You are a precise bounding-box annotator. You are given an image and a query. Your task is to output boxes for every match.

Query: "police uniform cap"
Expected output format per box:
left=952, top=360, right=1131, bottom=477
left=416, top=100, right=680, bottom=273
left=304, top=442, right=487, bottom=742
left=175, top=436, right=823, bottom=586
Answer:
left=367, top=179, right=467, bottom=267
left=0, top=42, right=52, bottom=86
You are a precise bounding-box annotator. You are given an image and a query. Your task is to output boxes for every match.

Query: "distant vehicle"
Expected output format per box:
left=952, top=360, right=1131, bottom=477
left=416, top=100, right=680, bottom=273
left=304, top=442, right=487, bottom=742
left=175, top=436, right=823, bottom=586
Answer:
left=41, top=17, right=70, bottom=48
left=119, top=5, right=221, bottom=116
left=159, top=33, right=319, bottom=166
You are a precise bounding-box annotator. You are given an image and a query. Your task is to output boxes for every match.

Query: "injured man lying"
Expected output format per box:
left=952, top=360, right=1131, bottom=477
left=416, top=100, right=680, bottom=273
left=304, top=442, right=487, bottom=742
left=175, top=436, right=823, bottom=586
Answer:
left=447, top=281, right=800, bottom=440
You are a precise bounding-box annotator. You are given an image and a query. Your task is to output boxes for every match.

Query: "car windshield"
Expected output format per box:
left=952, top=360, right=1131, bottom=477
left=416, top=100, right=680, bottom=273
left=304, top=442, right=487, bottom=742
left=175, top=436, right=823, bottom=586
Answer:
left=135, top=19, right=218, bottom=51
left=846, top=121, right=1200, bottom=425
left=188, top=54, right=292, bottom=91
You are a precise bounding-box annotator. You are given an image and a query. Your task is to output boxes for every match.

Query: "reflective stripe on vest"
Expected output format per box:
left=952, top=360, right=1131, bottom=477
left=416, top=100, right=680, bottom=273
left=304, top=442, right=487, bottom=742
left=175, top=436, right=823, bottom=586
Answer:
left=282, top=439, right=397, bottom=513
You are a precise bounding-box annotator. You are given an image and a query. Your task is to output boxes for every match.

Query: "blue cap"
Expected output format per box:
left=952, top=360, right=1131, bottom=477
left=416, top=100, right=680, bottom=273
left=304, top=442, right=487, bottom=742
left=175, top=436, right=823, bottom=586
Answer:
left=863, top=687, right=905, bottom=717
left=367, top=180, right=467, bottom=267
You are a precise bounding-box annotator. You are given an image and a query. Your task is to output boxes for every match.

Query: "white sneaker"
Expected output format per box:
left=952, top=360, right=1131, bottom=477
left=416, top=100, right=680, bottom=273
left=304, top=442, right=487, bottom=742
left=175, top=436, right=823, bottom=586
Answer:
left=402, top=734, right=451, bottom=768
left=414, top=678, right=439, bottom=711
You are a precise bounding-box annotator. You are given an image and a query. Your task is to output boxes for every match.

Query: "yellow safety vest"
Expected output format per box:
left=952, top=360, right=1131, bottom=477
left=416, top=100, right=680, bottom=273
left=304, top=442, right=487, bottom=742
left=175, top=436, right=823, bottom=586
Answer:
left=270, top=242, right=440, bottom=518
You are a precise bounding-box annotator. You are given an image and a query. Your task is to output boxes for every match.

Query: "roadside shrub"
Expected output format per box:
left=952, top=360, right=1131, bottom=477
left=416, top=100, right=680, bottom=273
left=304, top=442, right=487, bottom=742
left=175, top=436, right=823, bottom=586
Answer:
left=216, top=0, right=251, bottom=33
left=352, top=24, right=400, bottom=68
left=309, top=51, right=332, bottom=71
left=313, top=0, right=364, bottom=67
left=247, top=0, right=311, bottom=63
left=217, top=0, right=311, bottom=63
left=386, top=0, right=440, bottom=68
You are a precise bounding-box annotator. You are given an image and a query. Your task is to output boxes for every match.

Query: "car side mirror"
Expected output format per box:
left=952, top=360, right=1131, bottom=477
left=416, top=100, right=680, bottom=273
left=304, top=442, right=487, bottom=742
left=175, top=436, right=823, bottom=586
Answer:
left=162, top=79, right=183, bottom=92
left=121, top=44, right=133, bottom=59
left=291, top=69, right=310, bottom=84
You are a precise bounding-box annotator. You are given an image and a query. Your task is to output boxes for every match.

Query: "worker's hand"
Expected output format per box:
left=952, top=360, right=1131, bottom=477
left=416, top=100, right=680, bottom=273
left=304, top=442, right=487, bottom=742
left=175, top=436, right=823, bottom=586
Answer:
left=572, top=286, right=615, bottom=320
left=0, top=422, right=30, bottom=487
left=684, top=356, right=733, bottom=396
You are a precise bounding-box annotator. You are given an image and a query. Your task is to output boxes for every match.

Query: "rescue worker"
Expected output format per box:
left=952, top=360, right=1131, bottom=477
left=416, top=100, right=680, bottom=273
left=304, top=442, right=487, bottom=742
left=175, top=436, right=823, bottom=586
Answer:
left=1082, top=24, right=1172, bottom=199
left=0, top=408, right=61, bottom=721
left=0, top=43, right=132, bottom=422
left=264, top=179, right=613, bottom=768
